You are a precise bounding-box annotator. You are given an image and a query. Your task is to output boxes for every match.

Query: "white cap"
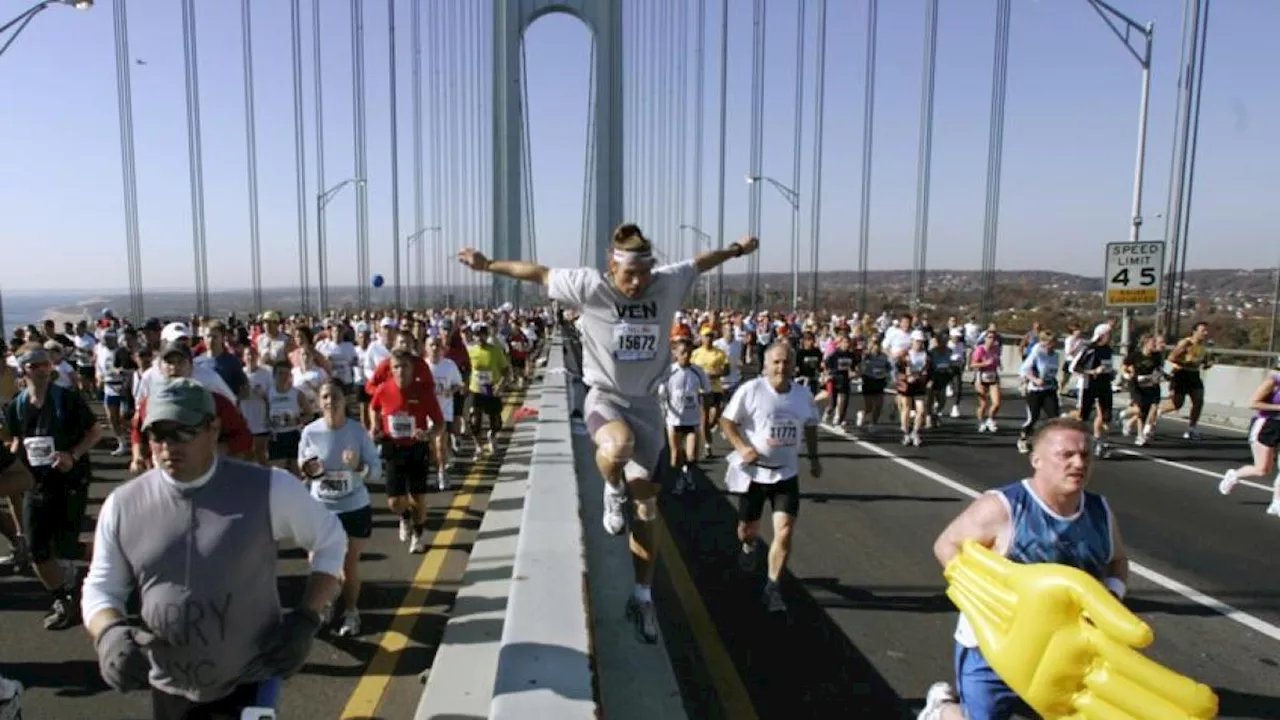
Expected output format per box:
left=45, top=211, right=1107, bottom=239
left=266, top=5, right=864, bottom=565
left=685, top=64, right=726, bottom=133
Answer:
left=355, top=321, right=370, bottom=334
left=910, top=330, right=926, bottom=342
left=1091, top=323, right=1110, bottom=343
left=161, top=322, right=191, bottom=343
left=379, top=317, right=398, bottom=329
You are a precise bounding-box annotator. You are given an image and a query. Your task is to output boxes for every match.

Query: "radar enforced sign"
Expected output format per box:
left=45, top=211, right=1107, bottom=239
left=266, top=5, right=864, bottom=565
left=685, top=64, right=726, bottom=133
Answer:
left=1104, top=241, right=1165, bottom=308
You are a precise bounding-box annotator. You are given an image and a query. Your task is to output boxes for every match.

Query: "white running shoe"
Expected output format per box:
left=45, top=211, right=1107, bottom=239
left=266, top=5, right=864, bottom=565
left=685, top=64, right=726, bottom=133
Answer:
left=398, top=518, right=411, bottom=543
left=602, top=483, right=628, bottom=535
left=917, top=681, right=958, bottom=720
left=336, top=611, right=361, bottom=637
left=1218, top=469, right=1239, bottom=496
left=409, top=531, right=427, bottom=554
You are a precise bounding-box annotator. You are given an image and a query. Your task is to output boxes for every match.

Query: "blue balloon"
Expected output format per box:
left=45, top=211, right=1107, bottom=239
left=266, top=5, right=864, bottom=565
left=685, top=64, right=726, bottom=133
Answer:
left=371, top=273, right=385, bottom=288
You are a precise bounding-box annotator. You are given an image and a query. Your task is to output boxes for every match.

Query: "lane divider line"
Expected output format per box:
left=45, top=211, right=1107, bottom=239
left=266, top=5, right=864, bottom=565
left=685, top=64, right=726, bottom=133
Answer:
left=341, top=396, right=522, bottom=719
left=818, top=422, right=1280, bottom=645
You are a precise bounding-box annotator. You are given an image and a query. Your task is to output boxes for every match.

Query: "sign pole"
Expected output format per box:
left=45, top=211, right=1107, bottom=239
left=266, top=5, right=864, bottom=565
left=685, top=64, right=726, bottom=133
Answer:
left=1120, top=21, right=1155, bottom=353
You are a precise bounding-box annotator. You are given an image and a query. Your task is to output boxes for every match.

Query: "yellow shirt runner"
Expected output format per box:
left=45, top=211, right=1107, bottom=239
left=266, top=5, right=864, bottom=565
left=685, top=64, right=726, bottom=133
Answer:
left=690, top=345, right=728, bottom=394
left=468, top=343, right=509, bottom=396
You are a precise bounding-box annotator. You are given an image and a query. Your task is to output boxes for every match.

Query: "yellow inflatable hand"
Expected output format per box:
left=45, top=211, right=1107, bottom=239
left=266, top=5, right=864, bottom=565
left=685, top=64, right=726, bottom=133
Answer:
left=944, top=541, right=1218, bottom=720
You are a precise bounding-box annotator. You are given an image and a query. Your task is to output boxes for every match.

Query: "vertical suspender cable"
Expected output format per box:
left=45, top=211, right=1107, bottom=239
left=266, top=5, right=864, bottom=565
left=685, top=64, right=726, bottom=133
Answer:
left=788, top=0, right=805, bottom=311
left=388, top=0, right=402, bottom=308
left=113, top=0, right=144, bottom=320
left=1171, top=0, right=1210, bottom=338
left=746, top=0, right=763, bottom=309
left=181, top=0, right=210, bottom=316
left=659, top=0, right=671, bottom=257
left=856, top=0, right=877, bottom=315
left=290, top=0, right=310, bottom=314
left=645, top=0, right=658, bottom=240
left=241, top=0, right=263, bottom=314
left=477, top=3, right=491, bottom=303
left=693, top=0, right=708, bottom=305
left=623, top=0, right=633, bottom=222
left=580, top=39, right=598, bottom=267
left=352, top=0, right=371, bottom=310
left=411, top=0, right=424, bottom=306
left=313, top=0, right=328, bottom=314
left=676, top=0, right=689, bottom=261
left=460, top=0, right=473, bottom=309
left=713, top=0, right=729, bottom=307
left=808, top=0, right=827, bottom=310
left=428, top=0, right=441, bottom=302
left=1160, top=0, right=1199, bottom=332
left=445, top=0, right=458, bottom=307
left=911, top=0, right=938, bottom=310
left=469, top=0, right=482, bottom=307
left=979, top=0, right=1010, bottom=321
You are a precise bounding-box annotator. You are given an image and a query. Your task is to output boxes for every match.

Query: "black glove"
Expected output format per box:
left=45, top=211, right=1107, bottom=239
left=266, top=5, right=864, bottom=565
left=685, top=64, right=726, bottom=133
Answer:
left=95, top=621, right=156, bottom=692
left=260, top=608, right=322, bottom=678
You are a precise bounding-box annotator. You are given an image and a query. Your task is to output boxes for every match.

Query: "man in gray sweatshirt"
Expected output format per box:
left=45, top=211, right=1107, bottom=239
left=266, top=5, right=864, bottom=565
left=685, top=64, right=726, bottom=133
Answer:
left=81, top=377, right=348, bottom=718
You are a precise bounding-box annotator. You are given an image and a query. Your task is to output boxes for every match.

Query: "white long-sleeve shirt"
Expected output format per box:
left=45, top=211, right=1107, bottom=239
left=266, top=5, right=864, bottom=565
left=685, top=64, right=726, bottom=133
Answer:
left=81, top=461, right=348, bottom=623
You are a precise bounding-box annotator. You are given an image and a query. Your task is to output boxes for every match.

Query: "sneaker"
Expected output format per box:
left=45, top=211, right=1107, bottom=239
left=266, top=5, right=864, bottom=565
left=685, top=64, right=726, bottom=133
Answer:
left=602, top=484, right=627, bottom=536
left=624, top=595, right=659, bottom=643
left=0, top=675, right=23, bottom=720
left=1267, top=500, right=1280, bottom=517
left=911, top=432, right=922, bottom=447
left=43, top=595, right=77, bottom=630
left=762, top=581, right=787, bottom=614
left=900, top=433, right=911, bottom=446
left=1218, top=469, right=1239, bottom=496
left=336, top=611, right=361, bottom=637
left=399, top=518, right=411, bottom=543
left=1016, top=437, right=1029, bottom=454
left=986, top=419, right=999, bottom=433
left=409, top=531, right=427, bottom=554
left=949, top=406, right=960, bottom=419
left=917, top=681, right=959, bottom=720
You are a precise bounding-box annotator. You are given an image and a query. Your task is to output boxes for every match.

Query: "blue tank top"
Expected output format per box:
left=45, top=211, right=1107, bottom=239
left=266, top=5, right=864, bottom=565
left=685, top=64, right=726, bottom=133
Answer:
left=999, top=480, right=1113, bottom=580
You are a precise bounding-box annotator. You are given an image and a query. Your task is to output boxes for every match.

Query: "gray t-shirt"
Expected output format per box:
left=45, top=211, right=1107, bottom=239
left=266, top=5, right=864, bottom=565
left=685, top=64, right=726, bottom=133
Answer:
left=548, top=260, right=698, bottom=397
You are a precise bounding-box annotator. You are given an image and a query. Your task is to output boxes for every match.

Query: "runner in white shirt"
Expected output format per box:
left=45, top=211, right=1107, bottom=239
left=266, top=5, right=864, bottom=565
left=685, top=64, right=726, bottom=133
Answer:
left=456, top=222, right=758, bottom=643
left=134, top=323, right=236, bottom=403
left=425, top=336, right=464, bottom=491
left=660, top=338, right=710, bottom=495
left=720, top=342, right=821, bottom=614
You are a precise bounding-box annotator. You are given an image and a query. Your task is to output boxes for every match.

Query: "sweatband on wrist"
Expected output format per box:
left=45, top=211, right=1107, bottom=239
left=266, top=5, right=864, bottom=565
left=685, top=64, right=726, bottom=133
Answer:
left=1104, top=577, right=1127, bottom=599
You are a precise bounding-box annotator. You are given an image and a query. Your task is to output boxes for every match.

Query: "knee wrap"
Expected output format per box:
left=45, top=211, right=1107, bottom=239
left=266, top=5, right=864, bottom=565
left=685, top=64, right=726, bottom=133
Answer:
left=633, top=496, right=658, bottom=522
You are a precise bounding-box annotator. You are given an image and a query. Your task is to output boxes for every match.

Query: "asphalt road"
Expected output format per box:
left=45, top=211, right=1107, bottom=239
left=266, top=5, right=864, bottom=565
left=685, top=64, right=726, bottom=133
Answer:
left=0, top=397, right=530, bottom=720
left=652, top=391, right=1280, bottom=719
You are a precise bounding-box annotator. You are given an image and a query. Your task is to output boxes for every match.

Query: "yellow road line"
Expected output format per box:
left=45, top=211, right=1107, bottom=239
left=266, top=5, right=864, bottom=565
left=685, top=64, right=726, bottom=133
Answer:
left=656, top=515, right=760, bottom=719
left=340, top=395, right=522, bottom=719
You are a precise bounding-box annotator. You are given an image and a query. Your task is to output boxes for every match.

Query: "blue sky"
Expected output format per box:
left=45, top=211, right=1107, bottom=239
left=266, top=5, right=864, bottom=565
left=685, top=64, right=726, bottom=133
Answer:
left=0, top=0, right=1276, bottom=294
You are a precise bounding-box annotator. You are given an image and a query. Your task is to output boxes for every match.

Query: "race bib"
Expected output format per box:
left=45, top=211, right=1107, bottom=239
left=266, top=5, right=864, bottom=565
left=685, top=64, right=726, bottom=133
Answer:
left=389, top=413, right=416, bottom=439
left=979, top=371, right=998, bottom=384
left=23, top=436, right=56, bottom=467
left=836, top=358, right=853, bottom=372
left=671, top=393, right=695, bottom=410
left=270, top=411, right=297, bottom=431
left=474, top=371, right=493, bottom=386
left=764, top=417, right=799, bottom=448
left=612, top=323, right=659, bottom=362
left=317, top=470, right=354, bottom=499
left=435, top=380, right=451, bottom=396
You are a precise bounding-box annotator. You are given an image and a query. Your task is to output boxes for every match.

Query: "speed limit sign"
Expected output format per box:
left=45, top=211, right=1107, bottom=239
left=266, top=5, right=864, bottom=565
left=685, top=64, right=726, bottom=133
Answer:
left=1103, top=241, right=1165, bottom=308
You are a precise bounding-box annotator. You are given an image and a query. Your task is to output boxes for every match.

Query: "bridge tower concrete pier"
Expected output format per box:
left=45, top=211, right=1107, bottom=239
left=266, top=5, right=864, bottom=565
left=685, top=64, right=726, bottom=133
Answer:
left=493, top=0, right=623, bottom=308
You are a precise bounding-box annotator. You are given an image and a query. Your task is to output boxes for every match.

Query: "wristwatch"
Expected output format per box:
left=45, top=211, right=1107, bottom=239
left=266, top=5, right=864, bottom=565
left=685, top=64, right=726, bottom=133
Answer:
left=730, top=242, right=744, bottom=257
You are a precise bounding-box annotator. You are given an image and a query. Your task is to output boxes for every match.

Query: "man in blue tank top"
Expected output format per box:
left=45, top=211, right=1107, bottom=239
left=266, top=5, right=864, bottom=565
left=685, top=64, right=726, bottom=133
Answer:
left=917, top=417, right=1131, bottom=720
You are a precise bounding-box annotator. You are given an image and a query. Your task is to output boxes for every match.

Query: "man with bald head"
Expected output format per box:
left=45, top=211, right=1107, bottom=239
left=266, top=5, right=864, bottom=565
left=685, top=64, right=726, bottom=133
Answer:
left=719, top=342, right=821, bottom=615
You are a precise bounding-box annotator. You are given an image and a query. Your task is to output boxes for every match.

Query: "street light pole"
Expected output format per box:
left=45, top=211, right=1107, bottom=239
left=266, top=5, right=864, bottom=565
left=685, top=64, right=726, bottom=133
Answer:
left=1086, top=0, right=1154, bottom=352
left=0, top=0, right=91, bottom=57
left=680, top=224, right=714, bottom=309
left=745, top=174, right=800, bottom=310
left=316, top=177, right=366, bottom=316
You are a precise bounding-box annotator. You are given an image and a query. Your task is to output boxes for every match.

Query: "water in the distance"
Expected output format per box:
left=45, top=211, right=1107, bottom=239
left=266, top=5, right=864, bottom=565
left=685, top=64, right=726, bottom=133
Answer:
left=2, top=292, right=104, bottom=340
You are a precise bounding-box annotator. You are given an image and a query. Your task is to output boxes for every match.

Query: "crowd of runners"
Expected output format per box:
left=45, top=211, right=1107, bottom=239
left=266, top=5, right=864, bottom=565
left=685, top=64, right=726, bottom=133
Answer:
left=0, top=219, right=1266, bottom=718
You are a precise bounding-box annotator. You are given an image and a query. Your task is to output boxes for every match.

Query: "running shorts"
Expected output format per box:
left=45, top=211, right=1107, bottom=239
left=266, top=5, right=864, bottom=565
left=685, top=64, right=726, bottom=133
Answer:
left=1249, top=416, right=1280, bottom=448
left=583, top=386, right=665, bottom=481
left=737, top=476, right=801, bottom=522
left=1169, top=369, right=1204, bottom=396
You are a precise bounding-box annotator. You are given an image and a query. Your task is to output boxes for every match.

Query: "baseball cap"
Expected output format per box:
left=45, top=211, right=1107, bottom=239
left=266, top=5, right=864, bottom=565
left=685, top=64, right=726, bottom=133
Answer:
left=143, top=378, right=216, bottom=430
left=161, top=322, right=192, bottom=343
left=379, top=317, right=398, bottom=329
left=159, top=341, right=193, bottom=360
left=1091, top=323, right=1110, bottom=343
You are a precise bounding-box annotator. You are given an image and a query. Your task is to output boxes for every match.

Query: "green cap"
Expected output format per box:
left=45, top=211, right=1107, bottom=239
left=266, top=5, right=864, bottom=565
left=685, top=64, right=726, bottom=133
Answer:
left=143, top=378, right=216, bottom=430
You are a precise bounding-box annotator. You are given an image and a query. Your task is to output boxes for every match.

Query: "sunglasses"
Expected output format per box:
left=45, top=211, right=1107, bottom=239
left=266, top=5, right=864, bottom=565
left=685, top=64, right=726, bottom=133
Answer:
left=147, top=422, right=210, bottom=445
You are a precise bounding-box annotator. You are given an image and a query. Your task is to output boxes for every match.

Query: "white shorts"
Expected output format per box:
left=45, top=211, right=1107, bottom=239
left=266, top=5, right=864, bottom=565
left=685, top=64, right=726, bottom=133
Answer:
left=583, top=387, right=664, bottom=481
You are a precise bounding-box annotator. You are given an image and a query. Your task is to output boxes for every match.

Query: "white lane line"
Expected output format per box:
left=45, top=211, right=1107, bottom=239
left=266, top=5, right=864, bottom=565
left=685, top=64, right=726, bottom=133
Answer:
left=819, top=422, right=1280, bottom=645
left=1113, top=448, right=1274, bottom=493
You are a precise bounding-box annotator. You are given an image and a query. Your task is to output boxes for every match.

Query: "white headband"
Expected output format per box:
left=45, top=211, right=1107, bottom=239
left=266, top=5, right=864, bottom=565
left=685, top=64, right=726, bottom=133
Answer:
left=612, top=249, right=654, bottom=267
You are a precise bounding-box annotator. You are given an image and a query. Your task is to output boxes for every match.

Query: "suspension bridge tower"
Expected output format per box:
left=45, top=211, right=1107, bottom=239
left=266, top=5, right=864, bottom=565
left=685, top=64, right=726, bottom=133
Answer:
left=493, top=0, right=624, bottom=307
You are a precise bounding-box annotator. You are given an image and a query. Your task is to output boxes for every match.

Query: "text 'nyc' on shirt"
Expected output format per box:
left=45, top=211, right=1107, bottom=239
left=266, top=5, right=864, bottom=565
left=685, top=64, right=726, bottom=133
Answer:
left=723, top=377, right=819, bottom=485
left=549, top=260, right=698, bottom=397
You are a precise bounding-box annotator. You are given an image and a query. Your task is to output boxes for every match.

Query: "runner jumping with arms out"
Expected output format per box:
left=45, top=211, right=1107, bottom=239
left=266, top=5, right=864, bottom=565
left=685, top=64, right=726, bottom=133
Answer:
left=456, top=222, right=758, bottom=642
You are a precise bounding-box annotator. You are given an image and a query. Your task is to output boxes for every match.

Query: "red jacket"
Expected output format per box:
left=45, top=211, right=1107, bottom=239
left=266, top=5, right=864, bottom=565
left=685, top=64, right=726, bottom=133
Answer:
left=132, top=392, right=253, bottom=457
